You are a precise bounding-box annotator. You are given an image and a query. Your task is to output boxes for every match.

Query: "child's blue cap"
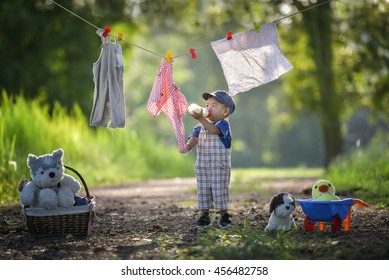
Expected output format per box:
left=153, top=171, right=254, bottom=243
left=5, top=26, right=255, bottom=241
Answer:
left=202, top=90, right=235, bottom=115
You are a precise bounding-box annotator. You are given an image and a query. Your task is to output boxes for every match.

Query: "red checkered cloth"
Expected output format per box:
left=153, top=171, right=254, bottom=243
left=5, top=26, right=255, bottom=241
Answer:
left=147, top=59, right=188, bottom=153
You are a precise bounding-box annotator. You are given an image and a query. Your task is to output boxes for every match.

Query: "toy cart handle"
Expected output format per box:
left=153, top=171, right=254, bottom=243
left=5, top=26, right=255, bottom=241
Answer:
left=64, top=165, right=91, bottom=198
left=353, top=199, right=369, bottom=208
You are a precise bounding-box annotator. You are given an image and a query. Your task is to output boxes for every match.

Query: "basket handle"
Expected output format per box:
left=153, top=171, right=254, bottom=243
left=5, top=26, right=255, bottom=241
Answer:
left=64, top=165, right=91, bottom=198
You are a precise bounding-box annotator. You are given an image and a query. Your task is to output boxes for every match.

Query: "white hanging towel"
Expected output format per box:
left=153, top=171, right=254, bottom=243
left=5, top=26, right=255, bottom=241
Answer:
left=211, top=22, right=293, bottom=96
left=90, top=29, right=126, bottom=128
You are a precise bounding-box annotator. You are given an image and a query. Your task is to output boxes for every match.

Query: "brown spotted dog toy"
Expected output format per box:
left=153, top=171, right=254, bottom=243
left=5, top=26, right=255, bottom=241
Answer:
left=265, top=192, right=296, bottom=231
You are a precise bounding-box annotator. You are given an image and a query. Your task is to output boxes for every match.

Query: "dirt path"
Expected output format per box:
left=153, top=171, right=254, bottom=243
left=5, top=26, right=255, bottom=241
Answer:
left=93, top=177, right=314, bottom=197
left=1, top=177, right=388, bottom=260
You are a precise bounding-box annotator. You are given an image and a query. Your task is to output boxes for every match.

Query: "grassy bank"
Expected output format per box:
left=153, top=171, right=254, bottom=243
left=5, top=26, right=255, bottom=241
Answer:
left=0, top=93, right=193, bottom=204
left=325, top=131, right=389, bottom=206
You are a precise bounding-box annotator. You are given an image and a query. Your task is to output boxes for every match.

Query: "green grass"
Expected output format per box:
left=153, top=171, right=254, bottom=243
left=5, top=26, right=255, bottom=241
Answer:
left=173, top=226, right=298, bottom=260
left=325, top=131, right=389, bottom=206
left=0, top=92, right=194, bottom=204
left=159, top=222, right=386, bottom=260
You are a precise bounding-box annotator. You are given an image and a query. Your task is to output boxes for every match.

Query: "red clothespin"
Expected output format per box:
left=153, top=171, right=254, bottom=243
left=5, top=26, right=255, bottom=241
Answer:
left=189, top=48, right=197, bottom=59
left=102, top=26, right=111, bottom=37
left=227, top=31, right=233, bottom=40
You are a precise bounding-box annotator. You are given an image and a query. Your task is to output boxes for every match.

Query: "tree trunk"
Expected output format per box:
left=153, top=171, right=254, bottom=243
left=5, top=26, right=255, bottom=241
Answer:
left=299, top=0, right=343, bottom=167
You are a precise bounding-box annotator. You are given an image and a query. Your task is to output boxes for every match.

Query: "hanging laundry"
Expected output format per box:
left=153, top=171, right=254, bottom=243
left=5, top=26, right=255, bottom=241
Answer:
left=147, top=59, right=188, bottom=153
left=90, top=28, right=126, bottom=128
left=211, top=22, right=293, bottom=96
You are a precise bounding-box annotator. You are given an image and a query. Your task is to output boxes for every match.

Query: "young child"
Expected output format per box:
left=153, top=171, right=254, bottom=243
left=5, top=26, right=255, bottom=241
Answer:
left=186, top=90, right=235, bottom=228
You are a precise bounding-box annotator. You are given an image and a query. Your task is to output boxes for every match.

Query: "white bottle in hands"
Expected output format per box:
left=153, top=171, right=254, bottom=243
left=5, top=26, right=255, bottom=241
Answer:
left=188, top=103, right=210, bottom=118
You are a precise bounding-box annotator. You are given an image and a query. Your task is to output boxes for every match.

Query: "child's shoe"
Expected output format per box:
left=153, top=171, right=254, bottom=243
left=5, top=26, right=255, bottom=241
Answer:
left=219, top=213, right=233, bottom=228
left=195, top=212, right=211, bottom=228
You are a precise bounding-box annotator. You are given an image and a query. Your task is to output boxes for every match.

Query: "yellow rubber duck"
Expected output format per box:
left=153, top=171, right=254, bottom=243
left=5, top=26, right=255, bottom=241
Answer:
left=312, top=180, right=340, bottom=201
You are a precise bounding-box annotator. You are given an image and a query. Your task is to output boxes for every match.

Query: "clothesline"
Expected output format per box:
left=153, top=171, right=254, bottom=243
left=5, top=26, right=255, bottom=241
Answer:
left=173, top=0, right=336, bottom=59
left=50, top=0, right=165, bottom=58
left=69, top=0, right=333, bottom=150
left=50, top=0, right=335, bottom=60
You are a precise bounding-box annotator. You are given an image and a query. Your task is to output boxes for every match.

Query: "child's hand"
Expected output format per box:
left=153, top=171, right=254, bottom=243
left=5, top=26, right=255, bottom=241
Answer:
left=190, top=110, right=205, bottom=120
left=179, top=144, right=191, bottom=155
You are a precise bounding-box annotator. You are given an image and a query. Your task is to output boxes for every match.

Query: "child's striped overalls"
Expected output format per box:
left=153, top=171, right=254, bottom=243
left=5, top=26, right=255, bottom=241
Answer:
left=194, top=125, right=231, bottom=211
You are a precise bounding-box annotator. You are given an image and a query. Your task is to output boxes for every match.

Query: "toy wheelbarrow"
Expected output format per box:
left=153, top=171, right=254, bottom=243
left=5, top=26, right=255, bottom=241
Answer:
left=296, top=198, right=369, bottom=232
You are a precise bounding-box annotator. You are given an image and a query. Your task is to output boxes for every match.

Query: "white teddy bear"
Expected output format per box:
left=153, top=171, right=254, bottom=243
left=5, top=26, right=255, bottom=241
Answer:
left=19, top=148, right=81, bottom=209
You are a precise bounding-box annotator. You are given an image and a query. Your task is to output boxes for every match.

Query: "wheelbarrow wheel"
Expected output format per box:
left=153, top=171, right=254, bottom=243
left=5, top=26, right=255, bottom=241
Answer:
left=331, top=215, right=342, bottom=232
left=304, top=216, right=315, bottom=231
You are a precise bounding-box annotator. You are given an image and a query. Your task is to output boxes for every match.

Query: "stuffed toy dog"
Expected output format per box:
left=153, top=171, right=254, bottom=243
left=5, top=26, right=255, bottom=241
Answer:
left=19, top=148, right=81, bottom=209
left=265, top=192, right=296, bottom=231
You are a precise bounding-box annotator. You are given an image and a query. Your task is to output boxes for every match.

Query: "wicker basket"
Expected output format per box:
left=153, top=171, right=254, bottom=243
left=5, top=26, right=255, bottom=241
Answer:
left=22, top=165, right=96, bottom=235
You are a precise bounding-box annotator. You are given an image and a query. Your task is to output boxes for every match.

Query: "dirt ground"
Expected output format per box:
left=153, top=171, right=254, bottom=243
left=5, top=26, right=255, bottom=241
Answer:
left=0, top=177, right=388, bottom=260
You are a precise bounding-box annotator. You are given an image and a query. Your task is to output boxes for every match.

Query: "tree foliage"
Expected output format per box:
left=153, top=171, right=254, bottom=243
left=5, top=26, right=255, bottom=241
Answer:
left=0, top=0, right=133, bottom=111
left=0, top=0, right=388, bottom=168
left=334, top=0, right=389, bottom=116
left=259, top=0, right=389, bottom=166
